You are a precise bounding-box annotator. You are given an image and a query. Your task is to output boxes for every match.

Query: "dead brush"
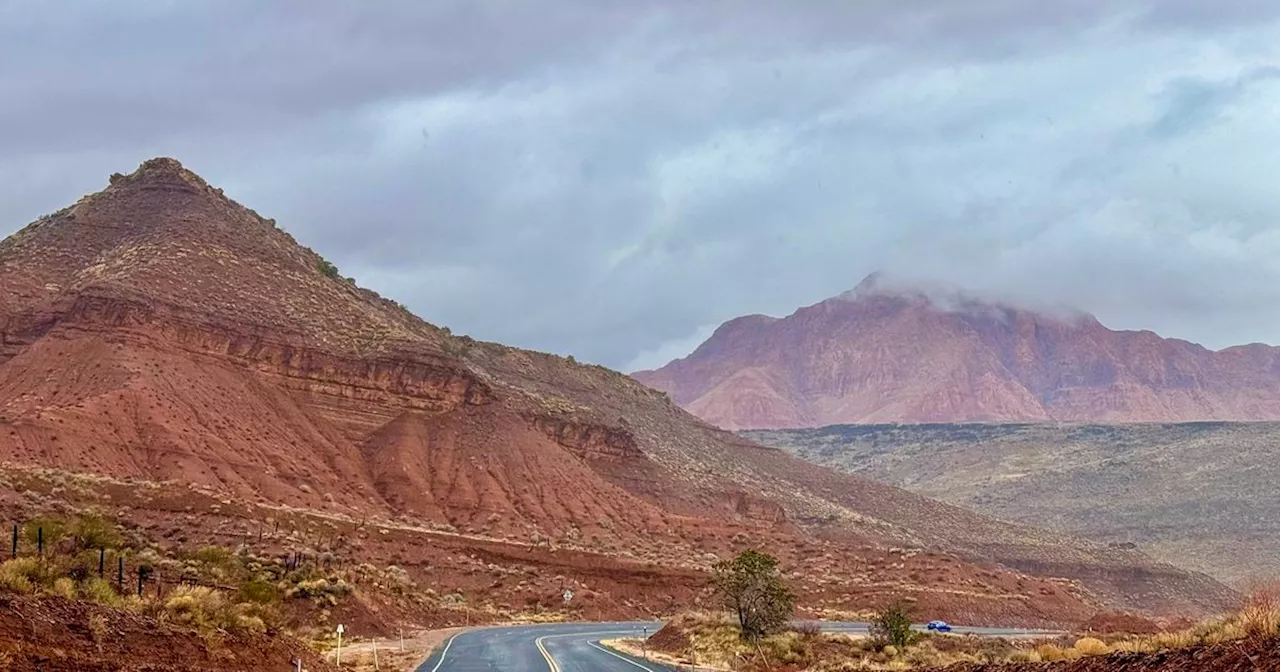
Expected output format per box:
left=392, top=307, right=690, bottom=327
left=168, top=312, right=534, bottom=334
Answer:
left=790, top=621, right=822, bottom=639
left=88, top=613, right=109, bottom=650
left=1072, top=636, right=1111, bottom=656
left=1238, top=586, right=1280, bottom=639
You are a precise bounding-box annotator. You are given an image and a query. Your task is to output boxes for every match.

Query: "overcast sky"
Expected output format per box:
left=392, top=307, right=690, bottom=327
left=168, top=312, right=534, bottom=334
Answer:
left=5, top=1, right=1280, bottom=370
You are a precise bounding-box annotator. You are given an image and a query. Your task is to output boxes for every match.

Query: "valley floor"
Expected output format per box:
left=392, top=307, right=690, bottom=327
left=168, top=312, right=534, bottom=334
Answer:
left=747, top=422, right=1280, bottom=586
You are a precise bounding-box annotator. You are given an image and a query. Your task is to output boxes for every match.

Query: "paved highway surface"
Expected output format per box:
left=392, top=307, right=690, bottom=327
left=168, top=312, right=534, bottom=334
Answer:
left=415, top=620, right=1062, bottom=671
left=416, top=621, right=668, bottom=671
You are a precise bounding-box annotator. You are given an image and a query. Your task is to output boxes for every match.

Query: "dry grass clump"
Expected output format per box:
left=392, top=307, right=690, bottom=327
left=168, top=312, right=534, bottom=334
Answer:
left=79, top=577, right=123, bottom=607
left=162, top=585, right=268, bottom=635
left=631, top=604, right=1277, bottom=672
left=343, top=647, right=422, bottom=672
left=509, top=609, right=571, bottom=624
left=1065, top=585, right=1280, bottom=659
left=49, top=576, right=77, bottom=600
left=646, top=612, right=1056, bottom=671
left=87, top=612, right=109, bottom=648
left=0, top=513, right=367, bottom=637
left=1154, top=586, right=1278, bottom=649
left=1072, top=636, right=1111, bottom=656
left=1, top=549, right=275, bottom=638
left=646, top=612, right=820, bottom=668
left=284, top=576, right=353, bottom=606
left=1237, top=585, right=1280, bottom=639
left=1034, top=642, right=1084, bottom=662
left=0, top=556, right=136, bottom=609
left=633, top=593, right=1280, bottom=671
left=0, top=557, right=44, bottom=594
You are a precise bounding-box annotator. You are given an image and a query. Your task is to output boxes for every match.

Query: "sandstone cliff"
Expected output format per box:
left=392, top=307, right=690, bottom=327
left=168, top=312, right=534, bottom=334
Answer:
left=633, top=273, right=1280, bottom=429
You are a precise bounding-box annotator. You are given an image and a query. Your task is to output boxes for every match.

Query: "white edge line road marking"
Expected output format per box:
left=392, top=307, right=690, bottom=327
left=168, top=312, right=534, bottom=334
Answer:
left=427, top=633, right=459, bottom=672
left=536, top=629, right=652, bottom=672
left=587, top=640, right=663, bottom=672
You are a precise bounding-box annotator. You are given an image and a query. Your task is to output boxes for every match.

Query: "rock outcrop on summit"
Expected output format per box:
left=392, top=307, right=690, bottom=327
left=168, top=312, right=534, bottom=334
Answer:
left=0, top=159, right=1237, bottom=622
left=632, top=273, right=1280, bottom=429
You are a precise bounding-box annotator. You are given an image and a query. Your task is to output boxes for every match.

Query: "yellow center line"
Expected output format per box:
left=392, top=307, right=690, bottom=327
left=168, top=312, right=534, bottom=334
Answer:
left=535, top=634, right=561, bottom=672
left=535, top=629, right=648, bottom=672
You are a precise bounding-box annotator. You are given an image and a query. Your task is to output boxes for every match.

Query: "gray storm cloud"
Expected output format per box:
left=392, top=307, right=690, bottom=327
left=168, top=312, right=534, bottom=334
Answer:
left=5, top=1, right=1280, bottom=368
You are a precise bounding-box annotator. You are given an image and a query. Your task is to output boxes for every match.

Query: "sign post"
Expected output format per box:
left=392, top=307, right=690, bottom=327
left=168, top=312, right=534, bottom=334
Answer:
left=643, top=627, right=648, bottom=660
left=335, top=624, right=344, bottom=667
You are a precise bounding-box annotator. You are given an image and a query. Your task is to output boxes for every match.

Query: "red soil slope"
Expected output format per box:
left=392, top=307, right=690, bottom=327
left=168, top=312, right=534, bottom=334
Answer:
left=950, top=636, right=1280, bottom=672
left=0, top=159, right=1234, bottom=622
left=0, top=593, right=335, bottom=672
left=632, top=273, right=1280, bottom=429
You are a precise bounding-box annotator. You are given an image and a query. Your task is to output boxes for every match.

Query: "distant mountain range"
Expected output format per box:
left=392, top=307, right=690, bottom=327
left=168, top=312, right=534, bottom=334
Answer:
left=632, top=273, right=1280, bottom=429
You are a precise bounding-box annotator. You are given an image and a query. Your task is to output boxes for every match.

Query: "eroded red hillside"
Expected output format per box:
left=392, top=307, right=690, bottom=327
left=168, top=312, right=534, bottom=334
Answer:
left=633, top=273, right=1280, bottom=429
left=0, top=159, right=1236, bottom=624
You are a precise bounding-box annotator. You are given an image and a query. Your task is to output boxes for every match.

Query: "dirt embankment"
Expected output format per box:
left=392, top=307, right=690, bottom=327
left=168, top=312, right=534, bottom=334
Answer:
left=0, top=593, right=336, bottom=672
left=949, top=636, right=1280, bottom=672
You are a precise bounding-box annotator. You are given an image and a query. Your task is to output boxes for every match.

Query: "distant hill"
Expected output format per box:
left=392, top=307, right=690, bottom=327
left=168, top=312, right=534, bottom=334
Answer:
left=746, top=421, right=1280, bottom=587
left=632, top=273, right=1280, bottom=429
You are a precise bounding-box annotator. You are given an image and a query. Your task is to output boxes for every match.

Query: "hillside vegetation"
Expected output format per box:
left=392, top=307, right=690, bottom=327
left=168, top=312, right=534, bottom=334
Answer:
left=746, top=422, right=1280, bottom=586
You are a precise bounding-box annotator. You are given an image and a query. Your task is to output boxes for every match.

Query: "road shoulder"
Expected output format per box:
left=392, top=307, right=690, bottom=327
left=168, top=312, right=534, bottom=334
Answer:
left=599, top=637, right=729, bottom=672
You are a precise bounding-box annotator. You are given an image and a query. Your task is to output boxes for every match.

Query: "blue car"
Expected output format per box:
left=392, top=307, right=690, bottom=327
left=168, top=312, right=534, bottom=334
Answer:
left=926, top=620, right=952, bottom=632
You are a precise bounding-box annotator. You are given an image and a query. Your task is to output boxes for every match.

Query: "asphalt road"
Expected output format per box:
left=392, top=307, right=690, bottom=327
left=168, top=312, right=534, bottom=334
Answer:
left=415, top=621, right=670, bottom=672
left=415, top=620, right=1062, bottom=671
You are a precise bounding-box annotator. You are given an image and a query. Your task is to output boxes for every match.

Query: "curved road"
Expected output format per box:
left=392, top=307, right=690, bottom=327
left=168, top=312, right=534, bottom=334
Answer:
left=415, top=620, right=1061, bottom=671
left=416, top=621, right=668, bottom=671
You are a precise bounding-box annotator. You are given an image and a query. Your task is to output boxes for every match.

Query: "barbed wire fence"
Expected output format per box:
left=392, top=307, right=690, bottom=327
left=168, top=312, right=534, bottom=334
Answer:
left=3, top=518, right=346, bottom=602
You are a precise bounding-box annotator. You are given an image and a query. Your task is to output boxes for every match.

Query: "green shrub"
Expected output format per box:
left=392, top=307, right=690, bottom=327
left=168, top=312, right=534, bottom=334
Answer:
left=285, top=576, right=353, bottom=608
left=23, top=517, right=67, bottom=549
left=164, top=585, right=225, bottom=628
left=317, top=260, right=340, bottom=278
left=239, top=578, right=280, bottom=604
left=79, top=577, right=122, bottom=606
left=162, top=585, right=263, bottom=634
left=711, top=549, right=795, bottom=641
left=64, top=550, right=104, bottom=582
left=0, top=558, right=42, bottom=594
left=870, top=602, right=920, bottom=650
left=193, top=546, right=233, bottom=565
left=70, top=515, right=123, bottom=551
